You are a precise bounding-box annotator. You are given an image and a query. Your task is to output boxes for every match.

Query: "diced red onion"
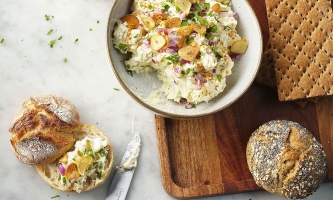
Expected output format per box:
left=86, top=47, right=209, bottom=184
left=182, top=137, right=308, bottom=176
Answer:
left=165, top=48, right=176, bottom=54
left=233, top=12, right=238, bottom=17
left=143, top=39, right=150, bottom=46
left=208, top=40, right=214, bottom=46
left=179, top=12, right=186, bottom=20
left=185, top=103, right=194, bottom=109
left=200, top=79, right=207, bottom=84
left=229, top=52, right=240, bottom=59
left=152, top=58, right=156, bottom=63
left=194, top=73, right=202, bottom=81
left=58, top=163, right=65, bottom=176
left=156, top=28, right=167, bottom=32
left=174, top=67, right=179, bottom=73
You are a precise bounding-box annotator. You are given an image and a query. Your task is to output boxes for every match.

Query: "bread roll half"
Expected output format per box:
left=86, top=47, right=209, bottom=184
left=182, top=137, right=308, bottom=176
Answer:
left=9, top=94, right=80, bottom=165
left=36, top=124, right=114, bottom=193
left=246, top=120, right=327, bottom=199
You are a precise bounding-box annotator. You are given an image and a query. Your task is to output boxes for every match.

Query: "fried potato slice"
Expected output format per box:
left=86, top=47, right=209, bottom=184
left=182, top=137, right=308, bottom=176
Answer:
left=165, top=17, right=181, bottom=28
left=77, top=156, right=94, bottom=176
left=176, top=26, right=193, bottom=36
left=65, top=163, right=81, bottom=180
left=141, top=16, right=155, bottom=30
left=175, top=0, right=192, bottom=15
left=178, top=45, right=200, bottom=61
left=121, top=15, right=139, bottom=29
left=231, top=38, right=248, bottom=54
left=151, top=34, right=167, bottom=50
left=193, top=24, right=206, bottom=35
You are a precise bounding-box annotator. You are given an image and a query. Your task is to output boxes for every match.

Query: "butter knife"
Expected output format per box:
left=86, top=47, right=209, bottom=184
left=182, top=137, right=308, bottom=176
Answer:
left=105, top=132, right=141, bottom=200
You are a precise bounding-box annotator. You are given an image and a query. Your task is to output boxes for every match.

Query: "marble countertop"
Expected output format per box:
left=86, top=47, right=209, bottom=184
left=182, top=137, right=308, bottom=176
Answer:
left=1, top=0, right=332, bottom=199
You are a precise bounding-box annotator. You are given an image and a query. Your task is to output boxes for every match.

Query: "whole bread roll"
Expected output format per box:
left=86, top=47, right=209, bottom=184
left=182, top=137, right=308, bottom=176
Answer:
left=9, top=94, right=80, bottom=165
left=36, top=124, right=114, bottom=193
left=246, top=120, right=327, bottom=199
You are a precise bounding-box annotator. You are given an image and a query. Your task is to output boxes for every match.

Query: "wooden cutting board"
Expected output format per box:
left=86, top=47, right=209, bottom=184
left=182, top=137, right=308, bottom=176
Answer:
left=155, top=0, right=333, bottom=198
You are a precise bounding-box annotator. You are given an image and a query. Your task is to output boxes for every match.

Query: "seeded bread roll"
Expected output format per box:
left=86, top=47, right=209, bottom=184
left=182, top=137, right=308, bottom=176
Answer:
left=9, top=94, right=80, bottom=165
left=246, top=120, right=327, bottom=199
left=36, top=124, right=114, bottom=193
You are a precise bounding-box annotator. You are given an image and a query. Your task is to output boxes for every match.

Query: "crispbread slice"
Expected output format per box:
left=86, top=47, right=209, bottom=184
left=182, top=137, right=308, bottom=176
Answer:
left=264, top=0, right=333, bottom=101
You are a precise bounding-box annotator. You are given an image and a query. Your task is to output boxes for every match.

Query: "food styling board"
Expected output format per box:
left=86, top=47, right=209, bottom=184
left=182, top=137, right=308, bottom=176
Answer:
left=155, top=0, right=333, bottom=198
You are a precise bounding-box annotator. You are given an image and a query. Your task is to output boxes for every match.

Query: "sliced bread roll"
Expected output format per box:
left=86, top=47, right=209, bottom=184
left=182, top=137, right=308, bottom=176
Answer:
left=9, top=94, right=80, bottom=165
left=246, top=120, right=327, bottom=199
left=36, top=124, right=114, bottom=193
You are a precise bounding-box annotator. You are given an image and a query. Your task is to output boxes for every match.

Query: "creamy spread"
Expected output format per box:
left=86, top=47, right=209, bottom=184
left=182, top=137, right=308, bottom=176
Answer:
left=117, top=132, right=141, bottom=173
left=57, top=137, right=110, bottom=193
left=113, top=0, right=247, bottom=107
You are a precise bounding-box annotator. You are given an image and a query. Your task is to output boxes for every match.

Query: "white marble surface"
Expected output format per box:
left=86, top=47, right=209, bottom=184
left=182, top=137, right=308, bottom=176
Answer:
left=1, top=0, right=332, bottom=200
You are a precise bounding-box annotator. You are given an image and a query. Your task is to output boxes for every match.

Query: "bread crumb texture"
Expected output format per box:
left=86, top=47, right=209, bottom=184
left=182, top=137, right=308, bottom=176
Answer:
left=246, top=120, right=327, bottom=199
left=9, top=94, right=80, bottom=165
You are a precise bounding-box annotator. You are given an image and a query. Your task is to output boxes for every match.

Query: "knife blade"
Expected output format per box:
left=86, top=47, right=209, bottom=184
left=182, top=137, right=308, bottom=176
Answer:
left=105, top=132, right=141, bottom=200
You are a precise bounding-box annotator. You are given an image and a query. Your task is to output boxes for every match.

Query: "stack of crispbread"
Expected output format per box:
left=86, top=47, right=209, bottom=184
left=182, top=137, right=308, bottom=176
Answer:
left=256, top=0, right=333, bottom=104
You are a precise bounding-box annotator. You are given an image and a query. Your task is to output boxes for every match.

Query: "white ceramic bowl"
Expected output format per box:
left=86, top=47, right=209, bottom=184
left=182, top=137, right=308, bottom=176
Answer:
left=106, top=0, right=262, bottom=118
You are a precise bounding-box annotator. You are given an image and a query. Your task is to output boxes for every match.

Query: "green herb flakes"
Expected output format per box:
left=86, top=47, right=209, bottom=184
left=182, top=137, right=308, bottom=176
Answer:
left=113, top=88, right=120, bottom=91
left=89, top=28, right=92, bottom=31
left=58, top=36, right=62, bottom=40
left=63, top=58, right=67, bottom=63
left=224, top=25, right=231, bottom=31
left=193, top=2, right=202, bottom=12
left=165, top=55, right=178, bottom=64
left=47, top=29, right=53, bottom=35
left=97, top=20, right=100, bottom=24
left=74, top=38, right=79, bottom=43
left=45, top=14, right=50, bottom=21
left=0, top=39, right=4, bottom=44
left=118, top=43, right=127, bottom=52
left=49, top=39, right=56, bottom=48
left=217, top=74, right=222, bottom=82
left=51, top=195, right=60, bottom=199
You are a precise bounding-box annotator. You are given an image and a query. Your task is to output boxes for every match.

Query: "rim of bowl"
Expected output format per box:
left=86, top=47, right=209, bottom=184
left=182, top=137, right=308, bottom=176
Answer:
left=106, top=0, right=263, bottom=119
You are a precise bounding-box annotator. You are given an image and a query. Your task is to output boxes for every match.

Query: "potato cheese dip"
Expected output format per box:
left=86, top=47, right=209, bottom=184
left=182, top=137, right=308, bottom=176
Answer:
left=113, top=0, right=247, bottom=107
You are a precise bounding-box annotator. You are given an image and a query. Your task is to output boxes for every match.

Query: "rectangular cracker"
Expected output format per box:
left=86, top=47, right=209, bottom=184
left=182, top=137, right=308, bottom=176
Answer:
left=264, top=0, right=333, bottom=101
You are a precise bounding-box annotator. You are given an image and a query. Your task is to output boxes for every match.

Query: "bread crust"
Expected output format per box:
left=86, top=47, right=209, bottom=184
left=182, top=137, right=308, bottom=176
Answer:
left=36, top=124, right=114, bottom=193
left=246, top=120, right=327, bottom=199
left=9, top=94, right=80, bottom=165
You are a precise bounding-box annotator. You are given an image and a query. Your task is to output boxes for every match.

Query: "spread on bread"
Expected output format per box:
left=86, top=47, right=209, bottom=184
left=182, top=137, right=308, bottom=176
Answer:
left=57, top=136, right=111, bottom=193
left=9, top=95, right=114, bottom=193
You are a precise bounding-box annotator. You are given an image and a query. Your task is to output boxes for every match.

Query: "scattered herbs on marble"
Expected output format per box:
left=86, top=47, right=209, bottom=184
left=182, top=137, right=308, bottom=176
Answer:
left=49, top=39, right=56, bottom=48
left=74, top=38, right=79, bottom=43
left=58, top=36, right=62, bottom=40
left=97, top=20, right=100, bottom=24
left=51, top=195, right=60, bottom=199
left=47, top=29, right=53, bottom=35
left=113, top=88, right=120, bottom=91
left=0, top=39, right=4, bottom=44
left=89, top=28, right=92, bottom=31
left=63, top=58, right=67, bottom=63
left=45, top=14, right=54, bottom=21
